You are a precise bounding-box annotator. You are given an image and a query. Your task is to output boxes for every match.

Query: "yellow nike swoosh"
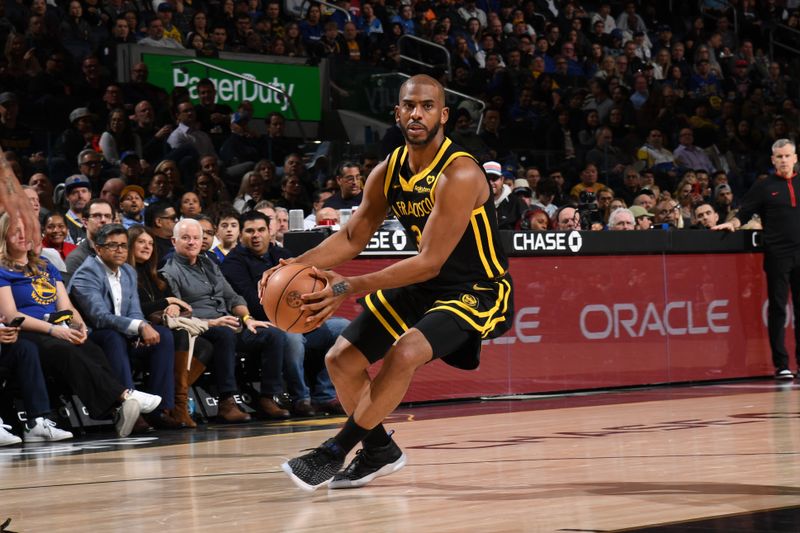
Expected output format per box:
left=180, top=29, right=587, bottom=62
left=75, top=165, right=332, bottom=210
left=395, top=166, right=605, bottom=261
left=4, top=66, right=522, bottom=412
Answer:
left=472, top=284, right=493, bottom=291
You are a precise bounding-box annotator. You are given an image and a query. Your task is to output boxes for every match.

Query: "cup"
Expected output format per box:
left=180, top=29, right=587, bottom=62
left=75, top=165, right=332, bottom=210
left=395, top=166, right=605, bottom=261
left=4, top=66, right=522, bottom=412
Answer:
left=339, top=208, right=352, bottom=227
left=288, top=209, right=305, bottom=231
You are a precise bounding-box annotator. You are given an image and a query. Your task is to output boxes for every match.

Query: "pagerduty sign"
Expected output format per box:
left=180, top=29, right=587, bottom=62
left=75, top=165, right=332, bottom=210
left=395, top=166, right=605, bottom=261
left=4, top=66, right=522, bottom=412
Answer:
left=141, top=54, right=321, bottom=121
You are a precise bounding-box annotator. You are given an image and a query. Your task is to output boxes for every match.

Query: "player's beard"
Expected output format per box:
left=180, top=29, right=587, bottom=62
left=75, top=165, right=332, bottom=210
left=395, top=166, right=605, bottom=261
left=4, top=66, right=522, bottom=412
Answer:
left=400, top=120, right=441, bottom=146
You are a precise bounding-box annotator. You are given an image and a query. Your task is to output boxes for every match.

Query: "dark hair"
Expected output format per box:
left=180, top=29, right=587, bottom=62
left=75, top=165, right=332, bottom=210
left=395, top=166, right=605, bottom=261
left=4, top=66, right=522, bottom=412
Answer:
left=239, top=210, right=270, bottom=227
left=337, top=160, right=360, bottom=176
left=127, top=225, right=167, bottom=292
left=94, top=223, right=128, bottom=247
left=214, top=207, right=240, bottom=226
left=145, top=200, right=174, bottom=227
left=81, top=198, right=114, bottom=219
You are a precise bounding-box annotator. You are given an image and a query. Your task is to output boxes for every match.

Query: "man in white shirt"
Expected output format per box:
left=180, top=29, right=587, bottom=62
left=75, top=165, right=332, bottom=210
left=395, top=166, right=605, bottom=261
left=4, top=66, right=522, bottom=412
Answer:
left=167, top=101, right=218, bottom=158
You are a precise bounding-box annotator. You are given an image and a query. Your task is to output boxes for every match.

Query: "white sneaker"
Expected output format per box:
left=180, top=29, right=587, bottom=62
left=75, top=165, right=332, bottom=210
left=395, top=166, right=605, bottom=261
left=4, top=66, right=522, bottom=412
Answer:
left=24, top=417, right=73, bottom=442
left=126, top=389, right=161, bottom=414
left=115, top=398, right=141, bottom=438
left=0, top=418, right=21, bottom=446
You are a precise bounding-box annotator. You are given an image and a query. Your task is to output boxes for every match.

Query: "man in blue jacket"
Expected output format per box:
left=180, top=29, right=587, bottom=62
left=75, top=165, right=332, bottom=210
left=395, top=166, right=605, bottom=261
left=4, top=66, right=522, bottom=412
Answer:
left=68, top=224, right=177, bottom=427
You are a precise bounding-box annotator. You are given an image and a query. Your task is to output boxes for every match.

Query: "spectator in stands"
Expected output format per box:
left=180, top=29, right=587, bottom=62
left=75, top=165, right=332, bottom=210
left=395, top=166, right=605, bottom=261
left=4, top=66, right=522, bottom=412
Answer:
left=179, top=191, right=202, bottom=219
left=220, top=112, right=260, bottom=169
left=484, top=161, right=525, bottom=230
left=69, top=223, right=179, bottom=429
left=127, top=225, right=210, bottom=428
left=160, top=217, right=288, bottom=421
left=632, top=190, right=657, bottom=213
left=52, top=108, right=98, bottom=181
left=275, top=175, right=312, bottom=216
left=233, top=170, right=265, bottom=214
left=570, top=163, right=608, bottom=200
left=0, top=213, right=149, bottom=437
left=119, top=185, right=145, bottom=229
left=64, top=199, right=115, bottom=281
left=630, top=205, right=654, bottom=230
left=608, top=207, right=635, bottom=230
left=144, top=200, right=178, bottom=259
left=221, top=211, right=347, bottom=415
left=675, top=177, right=701, bottom=225
left=323, top=161, right=362, bottom=210
left=131, top=100, right=173, bottom=166
left=100, top=178, right=126, bottom=211
left=693, top=201, right=719, bottom=229
left=42, top=212, right=76, bottom=262
left=63, top=174, right=93, bottom=245
left=99, top=108, right=139, bottom=166
left=75, top=149, right=105, bottom=196
left=554, top=205, right=580, bottom=230
left=146, top=172, right=176, bottom=207
left=194, top=78, right=232, bottom=151
left=636, top=128, right=676, bottom=175
left=138, top=16, right=184, bottom=48
left=262, top=112, right=301, bottom=168
left=28, top=173, right=54, bottom=214
left=167, top=100, right=217, bottom=161
left=585, top=126, right=628, bottom=185
left=211, top=208, right=240, bottom=263
left=674, top=128, right=716, bottom=174
left=713, top=183, right=737, bottom=222
left=653, top=199, right=682, bottom=228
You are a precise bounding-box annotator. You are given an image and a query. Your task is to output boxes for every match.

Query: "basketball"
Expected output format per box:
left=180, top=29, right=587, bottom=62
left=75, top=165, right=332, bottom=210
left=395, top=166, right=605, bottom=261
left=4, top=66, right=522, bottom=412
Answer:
left=261, top=263, right=324, bottom=334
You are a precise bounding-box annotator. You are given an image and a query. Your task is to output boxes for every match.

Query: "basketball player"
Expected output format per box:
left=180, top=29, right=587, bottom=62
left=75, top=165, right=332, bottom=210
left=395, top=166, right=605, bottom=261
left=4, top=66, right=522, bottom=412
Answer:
left=265, top=75, right=514, bottom=491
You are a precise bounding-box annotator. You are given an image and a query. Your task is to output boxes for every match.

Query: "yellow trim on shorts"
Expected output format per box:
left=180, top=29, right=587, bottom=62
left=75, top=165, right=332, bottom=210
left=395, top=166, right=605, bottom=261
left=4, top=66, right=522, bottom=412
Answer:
left=365, top=293, right=400, bottom=340
left=376, top=290, right=409, bottom=332
left=428, top=279, right=511, bottom=337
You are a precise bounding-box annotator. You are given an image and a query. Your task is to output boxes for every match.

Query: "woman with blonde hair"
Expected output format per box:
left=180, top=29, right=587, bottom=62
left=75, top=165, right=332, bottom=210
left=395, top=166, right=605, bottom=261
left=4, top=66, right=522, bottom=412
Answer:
left=233, top=170, right=265, bottom=213
left=0, top=214, right=148, bottom=437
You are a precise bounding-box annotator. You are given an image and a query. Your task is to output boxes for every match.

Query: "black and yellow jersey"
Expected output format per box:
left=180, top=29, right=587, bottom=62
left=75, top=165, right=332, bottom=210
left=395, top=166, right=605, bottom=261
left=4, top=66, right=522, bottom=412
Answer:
left=382, top=137, right=508, bottom=287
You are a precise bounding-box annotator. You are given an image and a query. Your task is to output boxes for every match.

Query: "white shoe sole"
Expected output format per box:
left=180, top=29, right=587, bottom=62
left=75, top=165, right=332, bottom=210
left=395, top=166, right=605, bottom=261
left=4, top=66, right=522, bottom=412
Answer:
left=25, top=432, right=73, bottom=442
left=281, top=461, right=333, bottom=492
left=328, top=453, right=407, bottom=489
left=0, top=437, right=21, bottom=446
left=116, top=399, right=141, bottom=438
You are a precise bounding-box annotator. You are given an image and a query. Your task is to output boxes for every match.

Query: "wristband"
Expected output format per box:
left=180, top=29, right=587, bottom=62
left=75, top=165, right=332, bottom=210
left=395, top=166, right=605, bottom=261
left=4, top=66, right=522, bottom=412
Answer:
left=242, top=314, right=252, bottom=323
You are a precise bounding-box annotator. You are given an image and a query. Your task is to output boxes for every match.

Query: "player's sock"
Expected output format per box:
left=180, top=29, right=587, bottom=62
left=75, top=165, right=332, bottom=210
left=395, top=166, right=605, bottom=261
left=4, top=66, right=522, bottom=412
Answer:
left=362, top=423, right=391, bottom=449
left=333, top=415, right=370, bottom=454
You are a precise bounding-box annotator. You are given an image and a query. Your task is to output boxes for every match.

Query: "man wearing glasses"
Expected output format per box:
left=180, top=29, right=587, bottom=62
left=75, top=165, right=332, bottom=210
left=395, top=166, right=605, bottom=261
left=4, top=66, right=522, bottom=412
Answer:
left=653, top=198, right=682, bottom=228
left=64, top=199, right=115, bottom=282
left=144, top=200, right=179, bottom=260
left=69, top=224, right=179, bottom=428
left=323, top=161, right=363, bottom=210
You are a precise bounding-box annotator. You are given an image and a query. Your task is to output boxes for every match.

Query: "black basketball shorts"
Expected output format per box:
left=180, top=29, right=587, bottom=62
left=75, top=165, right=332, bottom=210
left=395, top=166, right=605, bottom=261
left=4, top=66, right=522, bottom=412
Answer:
left=341, top=275, right=513, bottom=370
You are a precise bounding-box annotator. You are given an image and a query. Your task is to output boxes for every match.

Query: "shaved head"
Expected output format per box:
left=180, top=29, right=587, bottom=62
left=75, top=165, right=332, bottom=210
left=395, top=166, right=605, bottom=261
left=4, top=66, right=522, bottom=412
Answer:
left=398, top=74, right=446, bottom=106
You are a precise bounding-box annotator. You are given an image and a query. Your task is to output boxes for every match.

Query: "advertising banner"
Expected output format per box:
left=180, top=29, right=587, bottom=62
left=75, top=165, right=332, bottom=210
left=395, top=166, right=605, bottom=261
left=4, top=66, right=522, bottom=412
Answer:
left=141, top=53, right=321, bottom=120
left=336, top=253, right=776, bottom=402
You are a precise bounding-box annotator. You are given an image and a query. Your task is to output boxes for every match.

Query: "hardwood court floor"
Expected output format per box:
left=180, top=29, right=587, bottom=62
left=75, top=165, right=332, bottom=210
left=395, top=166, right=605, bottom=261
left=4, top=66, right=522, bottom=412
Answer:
left=2, top=380, right=800, bottom=532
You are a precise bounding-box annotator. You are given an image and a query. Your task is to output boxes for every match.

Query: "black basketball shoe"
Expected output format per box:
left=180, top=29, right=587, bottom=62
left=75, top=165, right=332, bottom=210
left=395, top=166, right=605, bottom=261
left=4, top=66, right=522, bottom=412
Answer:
left=328, top=437, right=406, bottom=489
left=281, top=438, right=345, bottom=491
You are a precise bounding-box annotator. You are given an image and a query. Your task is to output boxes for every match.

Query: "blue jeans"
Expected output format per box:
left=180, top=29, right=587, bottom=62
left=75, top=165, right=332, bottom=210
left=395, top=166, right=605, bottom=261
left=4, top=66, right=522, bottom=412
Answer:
left=238, top=326, right=293, bottom=398
left=90, top=327, right=176, bottom=410
left=289, top=317, right=349, bottom=404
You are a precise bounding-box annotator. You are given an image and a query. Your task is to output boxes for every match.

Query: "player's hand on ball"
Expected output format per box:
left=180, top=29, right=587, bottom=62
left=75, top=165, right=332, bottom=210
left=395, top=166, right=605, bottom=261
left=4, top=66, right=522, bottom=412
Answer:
left=258, top=257, right=296, bottom=301
left=301, top=268, right=350, bottom=328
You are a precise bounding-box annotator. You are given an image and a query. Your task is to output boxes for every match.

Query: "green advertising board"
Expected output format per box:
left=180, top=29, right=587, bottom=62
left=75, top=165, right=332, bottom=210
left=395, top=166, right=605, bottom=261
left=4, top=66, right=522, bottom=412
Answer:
left=141, top=53, right=321, bottom=121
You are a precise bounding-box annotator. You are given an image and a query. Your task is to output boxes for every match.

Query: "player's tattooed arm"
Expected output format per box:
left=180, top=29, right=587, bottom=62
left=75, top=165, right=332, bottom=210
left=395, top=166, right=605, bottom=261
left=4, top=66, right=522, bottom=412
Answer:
left=331, top=280, right=350, bottom=297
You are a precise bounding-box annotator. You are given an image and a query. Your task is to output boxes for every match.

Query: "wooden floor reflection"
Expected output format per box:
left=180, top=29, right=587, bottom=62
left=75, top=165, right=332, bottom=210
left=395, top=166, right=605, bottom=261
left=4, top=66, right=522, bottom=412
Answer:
left=2, top=381, right=800, bottom=532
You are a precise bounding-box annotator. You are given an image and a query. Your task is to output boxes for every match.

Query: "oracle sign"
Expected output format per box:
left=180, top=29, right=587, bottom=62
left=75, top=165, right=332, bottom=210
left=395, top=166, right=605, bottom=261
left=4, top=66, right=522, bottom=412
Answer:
left=579, top=300, right=730, bottom=340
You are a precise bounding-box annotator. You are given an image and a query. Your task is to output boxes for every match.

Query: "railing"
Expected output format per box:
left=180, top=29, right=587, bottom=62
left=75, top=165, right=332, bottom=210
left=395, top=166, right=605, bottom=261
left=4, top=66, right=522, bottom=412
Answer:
left=369, top=72, right=486, bottom=134
left=770, top=23, right=800, bottom=63
left=170, top=58, right=309, bottom=143
left=397, top=34, right=452, bottom=82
